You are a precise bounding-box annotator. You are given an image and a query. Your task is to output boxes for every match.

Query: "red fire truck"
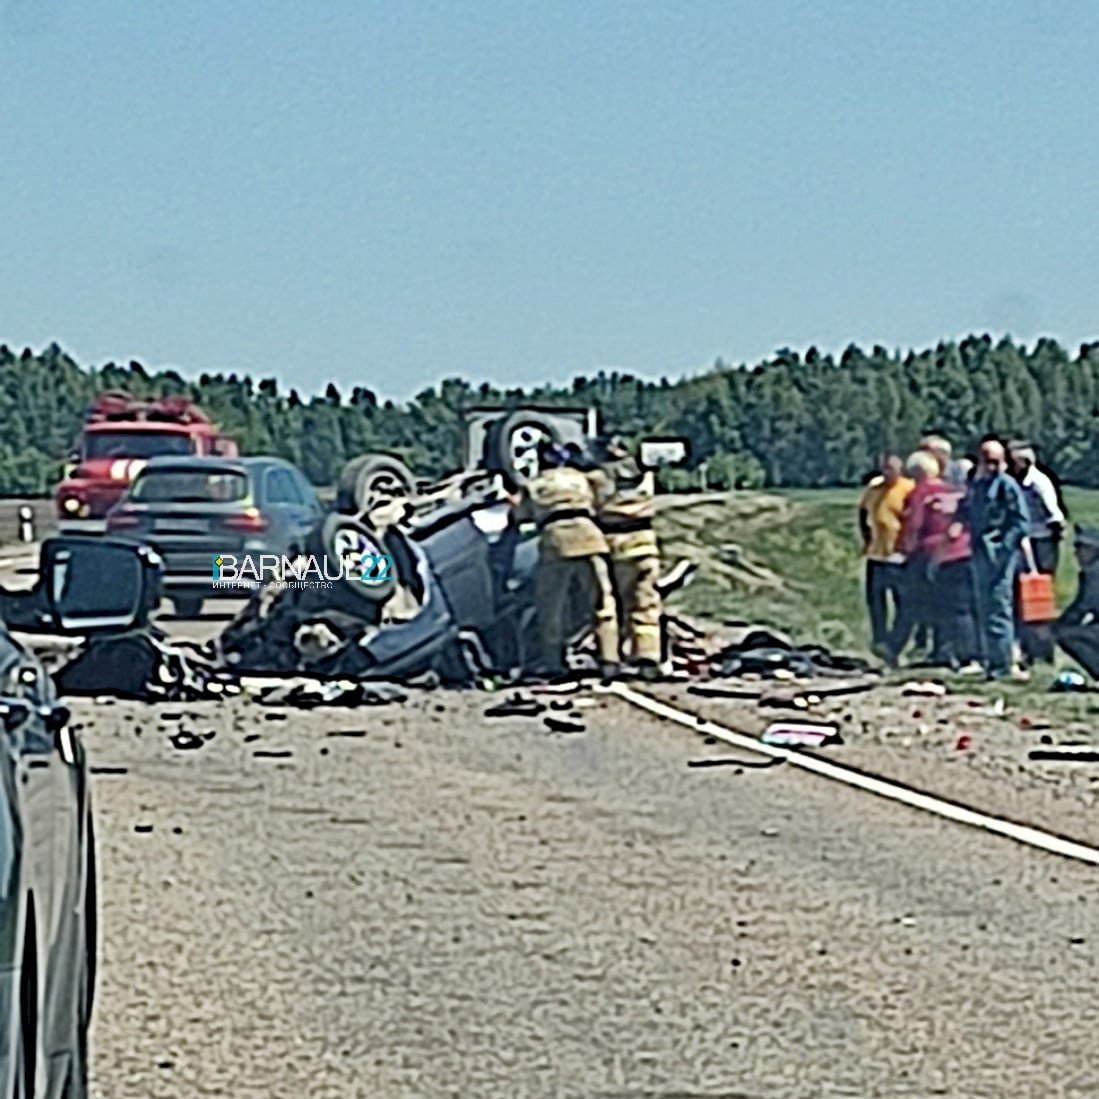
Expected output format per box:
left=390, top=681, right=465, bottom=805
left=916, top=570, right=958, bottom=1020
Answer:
left=55, top=391, right=239, bottom=530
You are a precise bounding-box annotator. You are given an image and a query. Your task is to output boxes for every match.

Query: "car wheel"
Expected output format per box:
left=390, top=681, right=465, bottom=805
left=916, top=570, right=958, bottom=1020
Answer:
left=490, top=412, right=564, bottom=489
left=170, top=596, right=204, bottom=619
left=337, top=454, right=415, bottom=514
left=305, top=514, right=398, bottom=610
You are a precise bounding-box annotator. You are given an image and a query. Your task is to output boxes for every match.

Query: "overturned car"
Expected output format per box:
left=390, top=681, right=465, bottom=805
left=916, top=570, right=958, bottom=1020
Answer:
left=215, top=427, right=693, bottom=683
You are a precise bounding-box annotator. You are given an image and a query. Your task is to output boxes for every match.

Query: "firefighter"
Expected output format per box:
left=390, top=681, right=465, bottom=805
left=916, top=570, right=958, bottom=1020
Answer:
left=595, top=435, right=663, bottom=678
left=514, top=440, right=620, bottom=681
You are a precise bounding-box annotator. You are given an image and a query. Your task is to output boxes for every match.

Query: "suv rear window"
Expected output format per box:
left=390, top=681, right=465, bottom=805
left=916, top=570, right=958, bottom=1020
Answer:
left=84, top=432, right=196, bottom=459
left=130, top=469, right=248, bottom=504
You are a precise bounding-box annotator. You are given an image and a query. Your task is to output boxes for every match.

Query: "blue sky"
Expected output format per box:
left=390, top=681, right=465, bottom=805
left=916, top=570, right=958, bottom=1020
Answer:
left=2, top=0, right=1097, bottom=398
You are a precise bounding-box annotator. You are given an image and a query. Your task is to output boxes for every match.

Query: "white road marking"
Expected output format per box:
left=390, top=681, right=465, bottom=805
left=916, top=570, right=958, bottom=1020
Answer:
left=606, top=682, right=1099, bottom=867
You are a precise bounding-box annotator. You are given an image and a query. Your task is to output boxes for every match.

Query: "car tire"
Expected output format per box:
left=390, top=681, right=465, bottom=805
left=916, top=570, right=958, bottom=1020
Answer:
left=305, top=514, right=398, bottom=609
left=337, top=454, right=415, bottom=514
left=490, top=412, right=564, bottom=489
left=170, top=596, right=204, bottom=619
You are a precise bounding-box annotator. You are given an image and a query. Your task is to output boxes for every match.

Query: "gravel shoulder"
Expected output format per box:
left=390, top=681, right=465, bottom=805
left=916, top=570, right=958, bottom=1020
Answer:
left=82, top=686, right=1099, bottom=1099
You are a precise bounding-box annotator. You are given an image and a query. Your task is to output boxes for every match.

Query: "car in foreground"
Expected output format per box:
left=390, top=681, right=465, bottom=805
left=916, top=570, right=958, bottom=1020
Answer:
left=0, top=534, right=162, bottom=1097
left=105, top=456, right=324, bottom=617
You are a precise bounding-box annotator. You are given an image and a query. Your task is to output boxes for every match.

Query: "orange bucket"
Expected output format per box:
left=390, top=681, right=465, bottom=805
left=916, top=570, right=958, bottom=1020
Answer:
left=1018, top=571, right=1056, bottom=623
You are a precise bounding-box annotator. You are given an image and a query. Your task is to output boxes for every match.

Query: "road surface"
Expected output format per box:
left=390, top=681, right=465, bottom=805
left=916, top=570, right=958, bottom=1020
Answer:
left=2, top=549, right=1097, bottom=1096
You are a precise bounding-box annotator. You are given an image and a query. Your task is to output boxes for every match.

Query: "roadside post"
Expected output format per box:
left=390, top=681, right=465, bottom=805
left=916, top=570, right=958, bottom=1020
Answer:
left=18, top=505, right=34, bottom=543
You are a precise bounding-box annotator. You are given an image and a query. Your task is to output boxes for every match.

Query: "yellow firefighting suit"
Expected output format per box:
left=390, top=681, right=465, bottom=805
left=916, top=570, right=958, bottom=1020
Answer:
left=517, top=466, right=620, bottom=675
left=595, top=456, right=663, bottom=664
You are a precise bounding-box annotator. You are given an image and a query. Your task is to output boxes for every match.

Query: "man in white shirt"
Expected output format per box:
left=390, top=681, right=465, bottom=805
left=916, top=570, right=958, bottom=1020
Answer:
left=1009, top=442, right=1066, bottom=574
left=1009, top=441, right=1067, bottom=666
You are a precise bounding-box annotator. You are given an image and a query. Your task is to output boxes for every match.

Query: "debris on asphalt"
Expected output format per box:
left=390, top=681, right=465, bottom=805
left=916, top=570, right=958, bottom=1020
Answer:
left=254, top=677, right=407, bottom=708
left=902, top=681, right=947, bottom=698
left=1051, top=670, right=1090, bottom=693
left=1028, top=746, right=1099, bottom=763
left=134, top=824, right=154, bottom=833
left=168, top=731, right=205, bottom=752
left=253, top=749, right=294, bottom=760
left=687, top=756, right=784, bottom=769
left=687, top=684, right=761, bottom=700
left=325, top=729, right=368, bottom=738
left=710, top=628, right=876, bottom=680
left=759, top=721, right=843, bottom=748
left=544, top=716, right=585, bottom=735
left=485, top=693, right=546, bottom=718
left=56, top=632, right=236, bottom=702
left=89, top=765, right=129, bottom=775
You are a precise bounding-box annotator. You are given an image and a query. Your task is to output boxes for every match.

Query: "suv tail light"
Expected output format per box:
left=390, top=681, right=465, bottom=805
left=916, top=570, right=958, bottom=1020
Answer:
left=220, top=508, right=269, bottom=533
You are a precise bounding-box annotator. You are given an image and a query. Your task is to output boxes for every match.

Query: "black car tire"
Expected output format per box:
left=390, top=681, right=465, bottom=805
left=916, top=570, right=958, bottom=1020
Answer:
left=305, top=514, right=398, bottom=608
left=170, top=596, right=204, bottom=619
left=337, top=454, right=415, bottom=514
left=490, top=412, right=564, bottom=488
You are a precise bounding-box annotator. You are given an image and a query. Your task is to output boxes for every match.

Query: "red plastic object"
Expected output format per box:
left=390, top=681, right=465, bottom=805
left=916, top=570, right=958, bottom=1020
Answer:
left=955, top=734, right=972, bottom=751
left=1017, top=572, right=1056, bottom=623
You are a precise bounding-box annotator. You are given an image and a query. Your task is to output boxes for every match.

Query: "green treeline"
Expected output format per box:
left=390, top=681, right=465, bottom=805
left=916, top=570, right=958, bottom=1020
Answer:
left=2, top=336, right=1098, bottom=495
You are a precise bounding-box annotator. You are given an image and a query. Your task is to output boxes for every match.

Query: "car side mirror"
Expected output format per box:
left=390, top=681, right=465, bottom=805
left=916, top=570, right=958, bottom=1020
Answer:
left=38, top=536, right=162, bottom=633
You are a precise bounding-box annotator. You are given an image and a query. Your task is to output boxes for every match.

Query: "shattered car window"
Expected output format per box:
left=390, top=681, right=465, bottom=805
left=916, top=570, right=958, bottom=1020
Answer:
left=130, top=470, right=248, bottom=504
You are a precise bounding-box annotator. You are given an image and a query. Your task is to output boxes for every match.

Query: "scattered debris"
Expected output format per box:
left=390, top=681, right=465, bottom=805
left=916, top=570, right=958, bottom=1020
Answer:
left=252, top=749, right=294, bottom=760
left=760, top=722, right=842, bottom=748
left=1028, top=746, right=1099, bottom=763
left=134, top=824, right=154, bottom=834
left=89, top=765, right=128, bottom=776
left=902, top=681, right=947, bottom=698
left=544, top=716, right=585, bottom=735
left=687, top=684, right=760, bottom=701
left=687, top=756, right=784, bottom=769
left=255, top=678, right=406, bottom=708
left=711, top=629, right=875, bottom=680
left=168, top=731, right=205, bottom=752
left=1051, top=670, right=1090, bottom=693
left=484, top=693, right=546, bottom=718
left=325, top=729, right=368, bottom=738
left=955, top=734, right=973, bottom=751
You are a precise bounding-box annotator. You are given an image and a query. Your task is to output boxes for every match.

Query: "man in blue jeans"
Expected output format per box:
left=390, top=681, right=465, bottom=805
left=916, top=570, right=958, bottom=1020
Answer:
left=954, top=437, right=1030, bottom=681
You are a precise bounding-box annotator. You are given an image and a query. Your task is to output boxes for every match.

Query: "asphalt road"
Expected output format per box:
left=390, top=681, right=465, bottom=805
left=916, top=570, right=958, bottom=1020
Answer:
left=3, top=549, right=1098, bottom=1096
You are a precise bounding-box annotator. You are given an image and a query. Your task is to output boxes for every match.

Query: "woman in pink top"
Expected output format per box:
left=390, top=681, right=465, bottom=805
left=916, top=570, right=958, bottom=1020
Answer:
left=895, top=451, right=981, bottom=671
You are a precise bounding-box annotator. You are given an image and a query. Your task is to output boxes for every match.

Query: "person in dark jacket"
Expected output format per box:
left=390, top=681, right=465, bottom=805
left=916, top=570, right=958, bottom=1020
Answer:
left=954, top=437, right=1030, bottom=681
left=1052, top=528, right=1099, bottom=678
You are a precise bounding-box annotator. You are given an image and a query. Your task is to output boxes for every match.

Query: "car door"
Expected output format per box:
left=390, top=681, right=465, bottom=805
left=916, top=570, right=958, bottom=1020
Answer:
left=0, top=638, right=65, bottom=1086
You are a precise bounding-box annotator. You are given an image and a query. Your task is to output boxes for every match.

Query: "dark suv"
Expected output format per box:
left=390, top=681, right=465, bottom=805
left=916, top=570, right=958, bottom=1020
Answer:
left=106, top=456, right=324, bottom=617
